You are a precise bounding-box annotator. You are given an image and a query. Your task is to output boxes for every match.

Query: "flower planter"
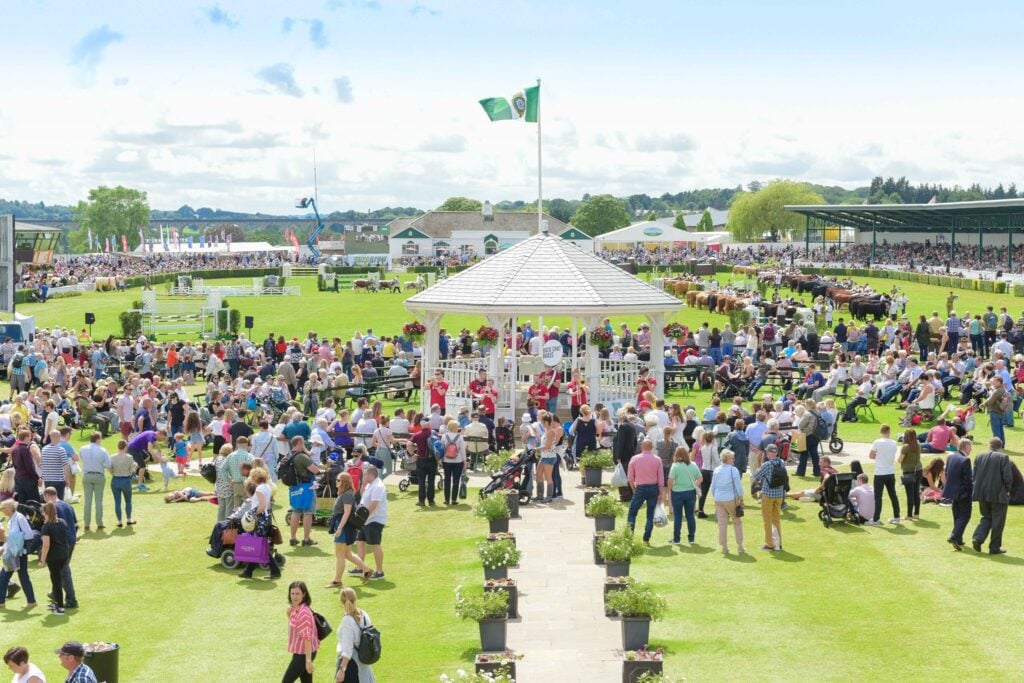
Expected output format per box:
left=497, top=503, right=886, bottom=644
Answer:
left=605, top=561, right=631, bottom=578
left=484, top=583, right=519, bottom=619
left=604, top=580, right=629, bottom=617
left=621, top=616, right=651, bottom=651
left=593, top=533, right=607, bottom=565
left=507, top=493, right=520, bottom=519
left=475, top=659, right=516, bottom=679
left=479, top=617, right=508, bottom=652
left=486, top=533, right=516, bottom=547
left=594, top=515, right=616, bottom=532
left=483, top=566, right=509, bottom=581
left=584, top=488, right=609, bottom=508
left=622, top=658, right=663, bottom=682
left=583, top=467, right=604, bottom=487
left=488, top=518, right=510, bottom=534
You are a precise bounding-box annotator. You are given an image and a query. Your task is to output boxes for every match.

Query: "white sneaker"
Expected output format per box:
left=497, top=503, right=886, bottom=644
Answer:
left=890, top=518, right=901, bottom=524
left=864, top=520, right=882, bottom=526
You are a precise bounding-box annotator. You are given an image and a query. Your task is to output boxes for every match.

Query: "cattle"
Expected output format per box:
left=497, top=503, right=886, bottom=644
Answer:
left=352, top=279, right=379, bottom=292
left=849, top=296, right=887, bottom=321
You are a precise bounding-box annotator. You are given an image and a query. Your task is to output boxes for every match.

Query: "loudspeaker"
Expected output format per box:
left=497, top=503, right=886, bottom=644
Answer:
left=244, top=316, right=254, bottom=329
left=85, top=313, right=96, bottom=325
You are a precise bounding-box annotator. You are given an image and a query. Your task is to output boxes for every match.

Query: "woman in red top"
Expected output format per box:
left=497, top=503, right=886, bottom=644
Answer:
left=283, top=581, right=319, bottom=683
left=477, top=379, right=498, bottom=420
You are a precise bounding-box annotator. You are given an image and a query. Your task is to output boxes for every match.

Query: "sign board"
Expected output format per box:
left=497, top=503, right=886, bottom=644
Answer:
left=642, top=226, right=663, bottom=237
left=541, top=339, right=563, bottom=367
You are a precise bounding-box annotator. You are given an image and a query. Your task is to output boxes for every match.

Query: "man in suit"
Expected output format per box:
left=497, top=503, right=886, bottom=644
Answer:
left=971, top=437, right=1013, bottom=554
left=942, top=437, right=974, bottom=551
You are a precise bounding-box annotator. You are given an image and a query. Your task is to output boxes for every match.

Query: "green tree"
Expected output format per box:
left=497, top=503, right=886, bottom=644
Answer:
left=437, top=196, right=482, bottom=212
left=570, top=194, right=631, bottom=236
left=672, top=212, right=688, bottom=229
left=727, top=180, right=824, bottom=242
left=72, top=186, right=150, bottom=253
left=645, top=211, right=657, bottom=221
left=697, top=209, right=714, bottom=232
left=544, top=198, right=576, bottom=224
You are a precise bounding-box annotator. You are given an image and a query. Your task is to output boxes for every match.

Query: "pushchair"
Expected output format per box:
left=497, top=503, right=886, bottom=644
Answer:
left=397, top=450, right=444, bottom=493
left=480, top=448, right=536, bottom=505
left=818, top=472, right=862, bottom=528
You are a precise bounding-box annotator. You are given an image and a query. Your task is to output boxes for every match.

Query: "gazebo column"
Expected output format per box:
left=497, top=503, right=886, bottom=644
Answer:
left=646, top=312, right=666, bottom=400
left=486, top=313, right=504, bottom=385
left=420, top=310, right=442, bottom=415
left=584, top=316, right=602, bottom=408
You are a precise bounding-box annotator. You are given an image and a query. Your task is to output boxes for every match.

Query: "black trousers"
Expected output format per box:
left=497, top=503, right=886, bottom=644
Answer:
left=843, top=397, right=866, bottom=421
left=442, top=461, right=463, bottom=504
left=902, top=470, right=922, bottom=517
left=14, top=478, right=40, bottom=506
left=972, top=501, right=1008, bottom=551
left=873, top=474, right=900, bottom=521
left=46, top=555, right=68, bottom=609
left=949, top=499, right=972, bottom=544
left=698, top=469, right=713, bottom=512
left=281, top=651, right=317, bottom=683
left=796, top=436, right=820, bottom=477
left=417, top=460, right=436, bottom=504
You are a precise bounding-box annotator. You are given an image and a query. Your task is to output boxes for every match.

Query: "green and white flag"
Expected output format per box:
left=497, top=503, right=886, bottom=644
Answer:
left=479, top=84, right=539, bottom=122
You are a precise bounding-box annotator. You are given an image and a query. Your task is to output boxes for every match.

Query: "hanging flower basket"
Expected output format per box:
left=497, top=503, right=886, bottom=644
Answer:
left=403, top=320, right=426, bottom=342
left=476, top=326, right=500, bottom=345
left=662, top=322, right=686, bottom=340
left=589, top=328, right=613, bottom=350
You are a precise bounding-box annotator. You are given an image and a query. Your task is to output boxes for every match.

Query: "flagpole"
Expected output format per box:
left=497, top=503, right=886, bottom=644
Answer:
left=536, top=77, right=544, bottom=234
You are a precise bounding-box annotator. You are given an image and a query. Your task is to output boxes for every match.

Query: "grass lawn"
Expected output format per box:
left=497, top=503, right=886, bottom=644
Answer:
left=1, top=464, right=491, bottom=681
left=633, top=465, right=1024, bottom=680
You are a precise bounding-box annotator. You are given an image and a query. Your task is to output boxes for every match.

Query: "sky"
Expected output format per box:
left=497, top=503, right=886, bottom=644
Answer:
left=2, top=0, right=1024, bottom=214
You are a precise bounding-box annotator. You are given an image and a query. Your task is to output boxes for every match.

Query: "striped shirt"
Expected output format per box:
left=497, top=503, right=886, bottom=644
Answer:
left=40, top=443, right=69, bottom=482
left=287, top=604, right=319, bottom=654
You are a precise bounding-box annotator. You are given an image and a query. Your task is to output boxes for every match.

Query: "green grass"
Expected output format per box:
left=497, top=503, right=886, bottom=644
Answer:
left=1, top=472, right=489, bottom=681
left=635, top=468, right=1024, bottom=680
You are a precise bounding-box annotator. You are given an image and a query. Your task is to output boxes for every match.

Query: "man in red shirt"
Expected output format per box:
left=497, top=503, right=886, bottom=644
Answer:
left=468, top=369, right=487, bottom=408
left=538, top=366, right=560, bottom=413
left=427, top=369, right=449, bottom=415
left=636, top=367, right=657, bottom=404
left=565, top=368, right=588, bottom=420
left=476, top=379, right=498, bottom=420
left=527, top=375, right=549, bottom=413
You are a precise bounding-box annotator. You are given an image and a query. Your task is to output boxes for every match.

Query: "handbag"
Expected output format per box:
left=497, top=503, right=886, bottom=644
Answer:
left=459, top=473, right=469, bottom=500
left=348, top=505, right=369, bottom=530
left=901, top=470, right=919, bottom=487
left=313, top=610, right=333, bottom=642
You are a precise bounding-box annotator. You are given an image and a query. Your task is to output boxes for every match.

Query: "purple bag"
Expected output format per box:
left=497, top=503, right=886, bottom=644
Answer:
left=234, top=533, right=270, bottom=564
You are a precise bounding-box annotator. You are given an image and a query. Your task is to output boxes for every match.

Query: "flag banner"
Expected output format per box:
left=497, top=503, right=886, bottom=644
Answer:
left=172, top=229, right=180, bottom=248
left=200, top=234, right=206, bottom=248
left=88, top=227, right=94, bottom=252
left=121, top=234, right=128, bottom=251
left=479, top=84, right=539, bottom=122
left=187, top=235, right=193, bottom=249
left=105, top=236, right=110, bottom=253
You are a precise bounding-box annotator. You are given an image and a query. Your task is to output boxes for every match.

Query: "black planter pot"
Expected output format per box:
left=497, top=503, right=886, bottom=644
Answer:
left=594, top=515, right=616, bottom=532
left=584, top=489, right=609, bottom=507
left=507, top=494, right=520, bottom=519
left=486, top=535, right=516, bottom=547
left=485, top=583, right=518, bottom=619
left=622, top=659, right=662, bottom=683
left=476, top=659, right=517, bottom=679
left=605, top=560, right=631, bottom=578
left=483, top=566, right=508, bottom=581
left=593, top=533, right=607, bottom=565
left=583, top=467, right=603, bottom=487
left=488, top=518, right=510, bottom=534
left=621, top=616, right=651, bottom=651
left=479, top=618, right=508, bottom=652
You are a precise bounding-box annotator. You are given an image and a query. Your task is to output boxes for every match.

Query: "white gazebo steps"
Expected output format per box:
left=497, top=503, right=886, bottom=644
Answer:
left=507, top=469, right=623, bottom=681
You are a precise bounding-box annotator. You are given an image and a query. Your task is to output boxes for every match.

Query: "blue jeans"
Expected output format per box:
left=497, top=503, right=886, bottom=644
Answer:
left=990, top=411, right=1006, bottom=445
left=627, top=484, right=660, bottom=542
left=111, top=476, right=133, bottom=521
left=545, top=396, right=558, bottom=413
left=709, top=347, right=722, bottom=364
left=670, top=489, right=697, bottom=543
left=722, top=342, right=734, bottom=359
left=0, top=553, right=36, bottom=604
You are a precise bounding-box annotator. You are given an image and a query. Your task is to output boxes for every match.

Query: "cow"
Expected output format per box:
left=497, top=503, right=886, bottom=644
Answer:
left=686, top=290, right=700, bottom=307
left=352, top=279, right=379, bottom=292
left=404, top=275, right=426, bottom=292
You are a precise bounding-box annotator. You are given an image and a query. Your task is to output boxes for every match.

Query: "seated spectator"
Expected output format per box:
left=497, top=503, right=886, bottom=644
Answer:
left=847, top=473, right=876, bottom=522
left=786, top=455, right=837, bottom=501
left=919, top=418, right=953, bottom=453
left=921, top=457, right=946, bottom=504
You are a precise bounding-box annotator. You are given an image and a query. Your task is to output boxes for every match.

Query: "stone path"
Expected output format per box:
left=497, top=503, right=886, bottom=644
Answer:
left=506, top=469, right=622, bottom=681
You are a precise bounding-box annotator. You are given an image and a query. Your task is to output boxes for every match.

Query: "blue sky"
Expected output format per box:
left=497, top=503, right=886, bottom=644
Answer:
left=1, top=0, right=1023, bottom=213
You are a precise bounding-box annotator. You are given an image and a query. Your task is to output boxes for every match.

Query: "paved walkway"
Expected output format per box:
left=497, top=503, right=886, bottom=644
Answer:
left=506, top=469, right=622, bottom=681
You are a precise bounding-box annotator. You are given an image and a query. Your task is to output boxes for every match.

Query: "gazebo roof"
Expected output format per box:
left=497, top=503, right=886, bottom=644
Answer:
left=404, top=232, right=682, bottom=315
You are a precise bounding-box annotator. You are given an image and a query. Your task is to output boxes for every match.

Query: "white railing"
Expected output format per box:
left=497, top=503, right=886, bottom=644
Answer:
left=47, top=281, right=96, bottom=295
left=598, top=358, right=647, bottom=402
left=168, top=285, right=300, bottom=297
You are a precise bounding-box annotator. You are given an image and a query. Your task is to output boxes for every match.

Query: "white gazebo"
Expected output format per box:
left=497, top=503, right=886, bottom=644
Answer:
left=404, top=232, right=682, bottom=418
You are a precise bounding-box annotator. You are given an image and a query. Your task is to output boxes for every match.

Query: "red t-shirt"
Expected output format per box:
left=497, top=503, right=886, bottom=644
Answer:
left=539, top=369, right=559, bottom=398
left=528, top=382, right=548, bottom=405
left=636, top=377, right=656, bottom=404
left=480, top=387, right=498, bottom=415
left=468, top=378, right=486, bottom=396
left=566, top=381, right=588, bottom=407
left=429, top=379, right=449, bottom=410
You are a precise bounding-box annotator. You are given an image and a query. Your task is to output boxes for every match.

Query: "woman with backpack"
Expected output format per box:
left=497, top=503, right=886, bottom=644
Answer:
left=336, top=586, right=377, bottom=682
left=439, top=420, right=465, bottom=506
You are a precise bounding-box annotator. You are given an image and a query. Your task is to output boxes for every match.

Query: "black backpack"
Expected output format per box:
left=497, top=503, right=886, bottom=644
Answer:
left=11, top=353, right=22, bottom=370
left=277, top=453, right=299, bottom=487
left=354, top=613, right=383, bottom=664
left=768, top=459, right=788, bottom=489
left=813, top=412, right=830, bottom=440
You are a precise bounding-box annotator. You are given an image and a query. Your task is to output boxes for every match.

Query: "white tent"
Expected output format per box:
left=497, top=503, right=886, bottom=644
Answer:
left=595, top=221, right=701, bottom=249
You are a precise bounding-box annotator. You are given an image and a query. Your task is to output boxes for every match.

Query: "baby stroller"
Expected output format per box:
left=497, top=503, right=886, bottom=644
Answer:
left=480, top=448, right=536, bottom=505
left=397, top=449, right=444, bottom=493
left=827, top=418, right=844, bottom=454
left=818, top=472, right=862, bottom=528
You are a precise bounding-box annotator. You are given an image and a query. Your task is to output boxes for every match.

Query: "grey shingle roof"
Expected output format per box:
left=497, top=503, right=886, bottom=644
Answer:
left=405, top=233, right=682, bottom=315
